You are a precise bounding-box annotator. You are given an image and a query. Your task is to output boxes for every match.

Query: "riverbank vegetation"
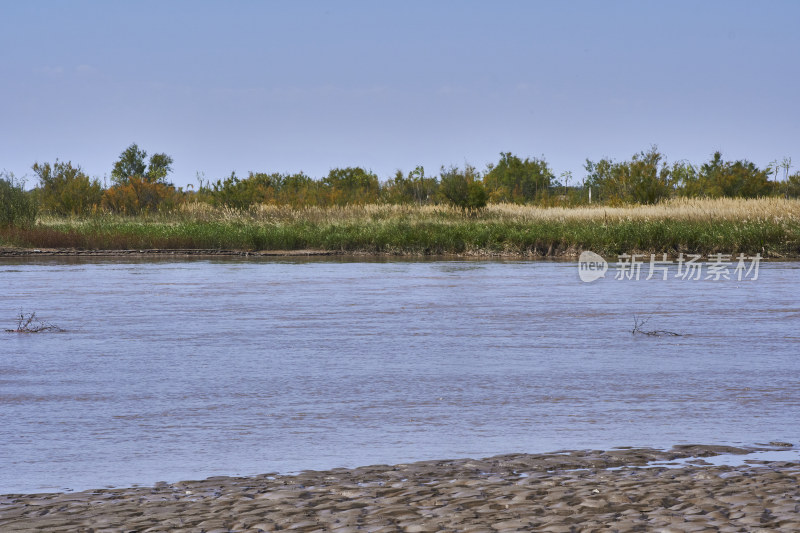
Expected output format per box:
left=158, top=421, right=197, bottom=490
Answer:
left=2, top=198, right=799, bottom=257
left=2, top=144, right=800, bottom=256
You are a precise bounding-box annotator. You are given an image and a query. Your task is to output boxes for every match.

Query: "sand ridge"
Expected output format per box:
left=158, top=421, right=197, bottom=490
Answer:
left=1, top=445, right=798, bottom=532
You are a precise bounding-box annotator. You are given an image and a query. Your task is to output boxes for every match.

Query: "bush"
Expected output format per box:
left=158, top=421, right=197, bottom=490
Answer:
left=197, top=171, right=281, bottom=208
left=322, top=167, right=380, bottom=205
left=696, top=152, right=772, bottom=198
left=32, top=160, right=103, bottom=216
left=102, top=176, right=184, bottom=214
left=787, top=172, right=800, bottom=198
left=381, top=166, right=439, bottom=205
left=584, top=147, right=673, bottom=204
left=0, top=172, right=38, bottom=228
left=439, top=165, right=488, bottom=210
left=484, top=153, right=553, bottom=203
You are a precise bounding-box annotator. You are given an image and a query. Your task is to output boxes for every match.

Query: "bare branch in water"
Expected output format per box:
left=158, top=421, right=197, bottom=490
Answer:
left=5, top=310, right=65, bottom=333
left=632, top=314, right=682, bottom=337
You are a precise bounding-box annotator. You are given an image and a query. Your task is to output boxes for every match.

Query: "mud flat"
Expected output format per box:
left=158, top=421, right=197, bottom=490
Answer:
left=1, top=445, right=798, bottom=532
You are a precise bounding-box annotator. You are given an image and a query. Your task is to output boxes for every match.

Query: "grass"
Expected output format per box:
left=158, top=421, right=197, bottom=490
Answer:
left=2, top=198, right=800, bottom=257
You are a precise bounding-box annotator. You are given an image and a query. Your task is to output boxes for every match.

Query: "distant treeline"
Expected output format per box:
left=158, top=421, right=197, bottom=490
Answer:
left=2, top=143, right=800, bottom=226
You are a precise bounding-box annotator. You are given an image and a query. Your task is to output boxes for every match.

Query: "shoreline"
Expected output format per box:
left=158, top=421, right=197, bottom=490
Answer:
left=2, top=445, right=798, bottom=532
left=0, top=246, right=585, bottom=259
left=3, top=246, right=800, bottom=260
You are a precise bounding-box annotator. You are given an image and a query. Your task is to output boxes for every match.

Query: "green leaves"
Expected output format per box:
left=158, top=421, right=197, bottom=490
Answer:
left=32, top=160, right=103, bottom=216
left=111, top=143, right=174, bottom=185
left=698, top=152, right=771, bottom=198
left=484, top=152, right=553, bottom=203
left=0, top=172, right=37, bottom=228
left=439, top=165, right=487, bottom=210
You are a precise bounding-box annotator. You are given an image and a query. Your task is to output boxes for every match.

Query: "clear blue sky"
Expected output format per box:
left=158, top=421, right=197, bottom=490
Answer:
left=2, top=0, right=798, bottom=188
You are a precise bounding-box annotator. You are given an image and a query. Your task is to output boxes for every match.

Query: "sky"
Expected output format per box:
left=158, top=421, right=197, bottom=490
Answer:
left=2, top=0, right=798, bottom=188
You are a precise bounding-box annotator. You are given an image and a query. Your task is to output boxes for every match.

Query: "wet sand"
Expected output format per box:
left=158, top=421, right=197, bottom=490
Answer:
left=1, top=445, right=798, bottom=532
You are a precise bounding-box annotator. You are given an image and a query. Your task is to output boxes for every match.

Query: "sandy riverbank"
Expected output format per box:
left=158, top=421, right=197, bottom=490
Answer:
left=1, top=445, right=798, bottom=532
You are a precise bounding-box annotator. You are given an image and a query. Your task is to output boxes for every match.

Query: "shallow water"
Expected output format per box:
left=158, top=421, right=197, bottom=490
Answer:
left=1, top=257, right=798, bottom=494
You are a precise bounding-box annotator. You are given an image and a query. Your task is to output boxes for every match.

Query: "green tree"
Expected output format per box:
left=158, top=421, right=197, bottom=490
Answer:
left=32, top=160, right=103, bottom=216
left=672, top=161, right=700, bottom=197
left=584, top=157, right=617, bottom=203
left=625, top=147, right=673, bottom=204
left=382, top=166, right=439, bottom=205
left=0, top=171, right=38, bottom=227
left=439, top=165, right=487, bottom=209
left=111, top=143, right=174, bottom=185
left=697, top=152, right=771, bottom=198
left=584, top=147, right=673, bottom=204
left=786, top=171, right=800, bottom=198
left=483, top=153, right=553, bottom=203
left=199, top=171, right=283, bottom=208
left=278, top=172, right=320, bottom=206
left=322, top=167, right=380, bottom=205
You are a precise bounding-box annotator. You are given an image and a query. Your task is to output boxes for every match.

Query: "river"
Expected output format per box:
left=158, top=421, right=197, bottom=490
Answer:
left=1, top=257, right=798, bottom=493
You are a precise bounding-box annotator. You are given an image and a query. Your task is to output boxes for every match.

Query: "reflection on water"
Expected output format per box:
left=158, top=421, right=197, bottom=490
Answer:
left=1, top=258, right=799, bottom=493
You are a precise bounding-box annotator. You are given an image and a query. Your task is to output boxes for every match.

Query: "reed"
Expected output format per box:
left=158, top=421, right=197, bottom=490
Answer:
left=2, top=198, right=799, bottom=257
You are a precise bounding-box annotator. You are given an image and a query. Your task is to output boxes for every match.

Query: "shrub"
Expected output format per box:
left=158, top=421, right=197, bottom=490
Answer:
left=102, top=176, right=183, bottom=214
left=484, top=152, right=553, bottom=203
left=381, top=166, right=439, bottom=205
left=276, top=173, right=323, bottom=207
left=0, top=172, right=37, bottom=228
left=585, top=147, right=674, bottom=204
left=696, top=152, right=772, bottom=198
left=198, top=171, right=281, bottom=208
left=439, top=165, right=488, bottom=210
left=32, top=160, right=103, bottom=216
left=322, top=167, right=380, bottom=205
left=787, top=172, right=800, bottom=198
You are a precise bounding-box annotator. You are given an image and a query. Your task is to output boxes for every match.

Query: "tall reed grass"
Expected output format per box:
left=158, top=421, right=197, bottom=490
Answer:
left=2, top=198, right=799, bottom=257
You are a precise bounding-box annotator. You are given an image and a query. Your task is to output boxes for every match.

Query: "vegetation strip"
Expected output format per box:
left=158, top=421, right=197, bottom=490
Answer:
left=2, top=199, right=799, bottom=258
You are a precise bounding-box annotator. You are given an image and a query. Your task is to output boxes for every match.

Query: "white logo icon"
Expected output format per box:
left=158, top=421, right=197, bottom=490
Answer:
left=578, top=251, right=608, bottom=282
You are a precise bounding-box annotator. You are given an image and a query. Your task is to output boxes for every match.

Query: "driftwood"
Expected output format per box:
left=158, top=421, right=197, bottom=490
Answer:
left=632, top=315, right=682, bottom=337
left=5, top=311, right=64, bottom=333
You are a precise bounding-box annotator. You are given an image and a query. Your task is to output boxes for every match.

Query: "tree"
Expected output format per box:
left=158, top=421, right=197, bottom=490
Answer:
left=584, top=146, right=673, bottom=204
left=0, top=171, right=37, bottom=227
left=101, top=176, right=183, bottom=214
left=786, top=171, right=800, bottom=198
left=625, top=147, right=673, bottom=204
left=111, top=143, right=174, bottom=185
left=483, top=152, right=553, bottom=203
left=439, top=165, right=487, bottom=210
left=672, top=161, right=700, bottom=197
left=278, top=172, right=320, bottom=206
left=32, top=160, right=103, bottom=216
left=322, top=167, right=380, bottom=205
left=147, top=153, right=174, bottom=183
left=697, top=152, right=771, bottom=198
left=198, top=171, right=283, bottom=208
left=105, top=143, right=179, bottom=213
left=382, top=166, right=438, bottom=205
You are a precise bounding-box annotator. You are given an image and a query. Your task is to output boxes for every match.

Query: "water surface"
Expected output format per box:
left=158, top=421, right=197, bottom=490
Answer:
left=1, top=258, right=798, bottom=493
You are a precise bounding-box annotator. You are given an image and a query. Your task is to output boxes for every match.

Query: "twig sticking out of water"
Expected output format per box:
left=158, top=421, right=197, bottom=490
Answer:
left=632, top=314, right=682, bottom=337
left=5, top=311, right=64, bottom=333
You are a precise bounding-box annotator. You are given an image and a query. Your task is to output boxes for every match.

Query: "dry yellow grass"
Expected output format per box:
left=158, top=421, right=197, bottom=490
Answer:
left=173, top=197, right=800, bottom=225
left=18, top=197, right=799, bottom=256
